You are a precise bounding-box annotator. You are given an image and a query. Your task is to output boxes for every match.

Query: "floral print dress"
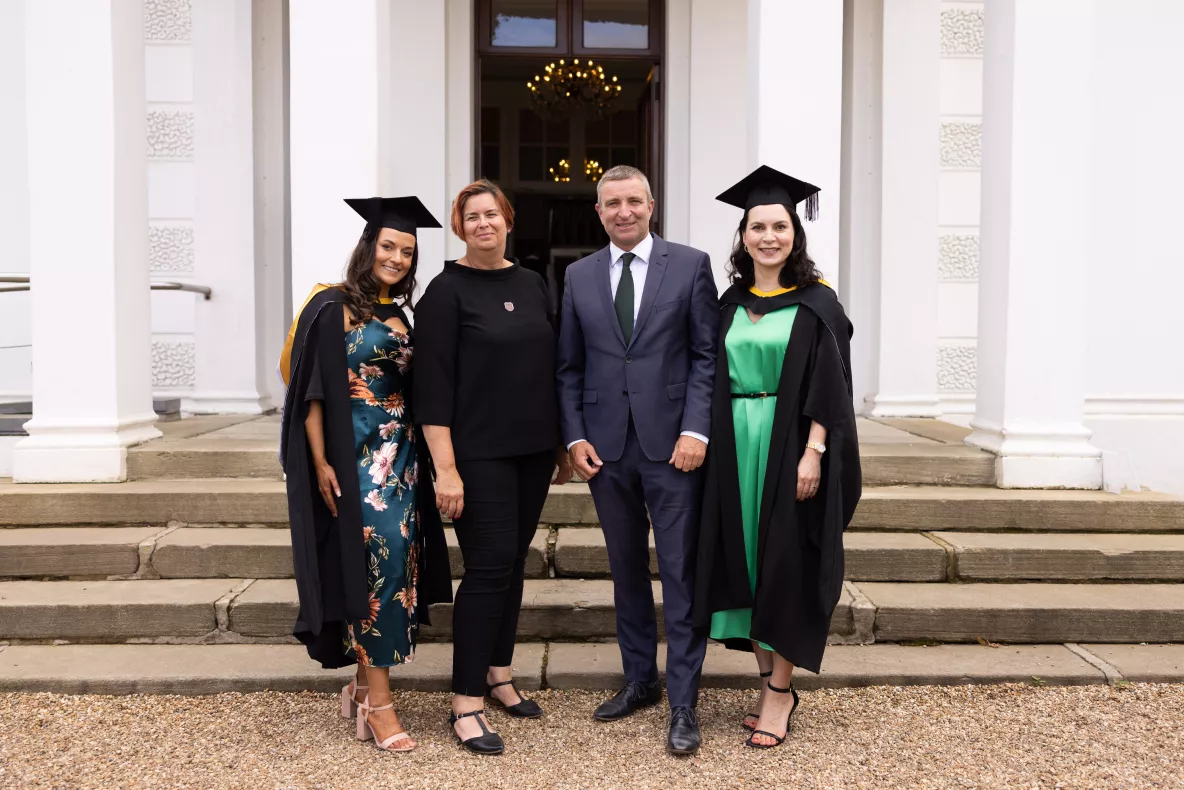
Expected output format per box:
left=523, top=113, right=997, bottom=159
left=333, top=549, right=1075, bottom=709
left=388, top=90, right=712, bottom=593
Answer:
left=343, top=317, right=420, bottom=667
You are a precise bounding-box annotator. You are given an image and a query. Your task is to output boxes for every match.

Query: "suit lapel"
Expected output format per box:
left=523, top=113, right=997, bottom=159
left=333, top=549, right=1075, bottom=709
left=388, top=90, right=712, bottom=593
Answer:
left=595, top=246, right=627, bottom=347
left=629, top=234, right=668, bottom=347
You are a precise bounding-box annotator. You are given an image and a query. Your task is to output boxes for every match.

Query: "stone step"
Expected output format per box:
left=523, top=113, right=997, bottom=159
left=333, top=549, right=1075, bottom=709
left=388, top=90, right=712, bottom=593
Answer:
left=7, top=526, right=1184, bottom=584
left=858, top=444, right=994, bottom=486
left=226, top=579, right=857, bottom=642
left=0, top=578, right=856, bottom=642
left=124, top=442, right=994, bottom=485
left=860, top=582, right=1184, bottom=643
left=1, top=641, right=1181, bottom=695
left=0, top=527, right=162, bottom=578
left=6, top=577, right=1184, bottom=645
left=0, top=579, right=236, bottom=640
left=0, top=527, right=548, bottom=580
left=553, top=529, right=949, bottom=581
left=3, top=478, right=1182, bottom=532
left=127, top=446, right=282, bottom=481
left=932, top=532, right=1184, bottom=581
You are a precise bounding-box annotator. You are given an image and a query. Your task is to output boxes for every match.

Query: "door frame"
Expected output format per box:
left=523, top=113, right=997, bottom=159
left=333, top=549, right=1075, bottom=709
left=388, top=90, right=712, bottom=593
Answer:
left=473, top=0, right=666, bottom=230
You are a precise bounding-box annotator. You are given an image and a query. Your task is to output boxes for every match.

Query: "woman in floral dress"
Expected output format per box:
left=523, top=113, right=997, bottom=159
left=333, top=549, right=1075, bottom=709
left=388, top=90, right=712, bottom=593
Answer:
left=280, top=196, right=452, bottom=754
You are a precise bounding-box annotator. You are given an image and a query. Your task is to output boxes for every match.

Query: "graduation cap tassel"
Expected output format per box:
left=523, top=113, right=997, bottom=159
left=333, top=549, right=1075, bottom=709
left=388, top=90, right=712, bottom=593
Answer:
left=804, top=192, right=819, bottom=222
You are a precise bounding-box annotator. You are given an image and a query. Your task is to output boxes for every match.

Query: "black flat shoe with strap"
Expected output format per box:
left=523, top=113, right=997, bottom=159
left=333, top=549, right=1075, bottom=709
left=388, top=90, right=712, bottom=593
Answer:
left=744, top=682, right=800, bottom=750
left=742, top=670, right=773, bottom=731
left=486, top=679, right=543, bottom=719
left=449, top=709, right=505, bottom=755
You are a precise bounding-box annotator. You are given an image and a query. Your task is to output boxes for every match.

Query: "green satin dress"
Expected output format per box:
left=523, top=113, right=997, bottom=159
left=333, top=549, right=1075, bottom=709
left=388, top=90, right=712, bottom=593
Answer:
left=709, top=304, right=799, bottom=650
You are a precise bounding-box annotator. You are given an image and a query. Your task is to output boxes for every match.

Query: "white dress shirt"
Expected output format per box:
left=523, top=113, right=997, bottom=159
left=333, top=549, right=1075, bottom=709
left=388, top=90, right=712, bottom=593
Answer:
left=608, top=233, right=653, bottom=323
left=567, top=233, right=708, bottom=451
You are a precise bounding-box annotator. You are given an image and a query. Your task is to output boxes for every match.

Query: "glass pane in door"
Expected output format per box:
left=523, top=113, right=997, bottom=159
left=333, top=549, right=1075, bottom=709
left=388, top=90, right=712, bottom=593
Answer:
left=491, top=0, right=558, bottom=48
left=582, top=0, right=649, bottom=49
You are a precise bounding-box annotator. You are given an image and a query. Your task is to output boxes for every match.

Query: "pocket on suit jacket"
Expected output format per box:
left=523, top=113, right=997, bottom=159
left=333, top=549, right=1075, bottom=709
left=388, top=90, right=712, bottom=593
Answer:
left=655, top=298, right=683, bottom=312
left=666, top=382, right=687, bottom=400
left=583, top=389, right=598, bottom=404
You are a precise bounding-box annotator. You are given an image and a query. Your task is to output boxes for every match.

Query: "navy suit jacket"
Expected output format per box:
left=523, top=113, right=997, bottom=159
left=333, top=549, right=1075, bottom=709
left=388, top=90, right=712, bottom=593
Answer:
left=556, top=234, right=719, bottom=463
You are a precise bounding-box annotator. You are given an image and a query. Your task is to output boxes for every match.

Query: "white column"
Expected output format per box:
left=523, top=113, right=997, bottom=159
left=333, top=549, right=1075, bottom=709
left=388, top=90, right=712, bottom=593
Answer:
left=443, top=0, right=474, bottom=267
left=389, top=0, right=448, bottom=289
left=252, top=0, right=292, bottom=408
left=866, top=0, right=941, bottom=417
left=839, top=0, right=882, bottom=413
left=289, top=1, right=384, bottom=314
left=0, top=0, right=32, bottom=401
left=189, top=0, right=271, bottom=414
left=965, top=0, right=1101, bottom=489
left=15, top=0, right=160, bottom=482
left=687, top=0, right=748, bottom=290
left=747, top=0, right=844, bottom=287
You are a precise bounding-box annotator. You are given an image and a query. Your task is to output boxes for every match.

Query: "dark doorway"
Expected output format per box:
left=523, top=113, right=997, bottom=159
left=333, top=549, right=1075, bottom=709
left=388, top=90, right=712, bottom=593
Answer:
left=475, top=0, right=663, bottom=311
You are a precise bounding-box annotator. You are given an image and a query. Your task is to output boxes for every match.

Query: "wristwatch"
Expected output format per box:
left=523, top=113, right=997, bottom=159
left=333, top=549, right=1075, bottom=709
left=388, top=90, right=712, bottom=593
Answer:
left=806, top=441, right=827, bottom=454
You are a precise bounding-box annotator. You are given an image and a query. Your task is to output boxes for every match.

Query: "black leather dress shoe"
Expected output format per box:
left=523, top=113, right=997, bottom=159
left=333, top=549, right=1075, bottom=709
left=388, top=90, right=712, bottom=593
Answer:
left=667, top=706, right=701, bottom=755
left=487, top=679, right=544, bottom=719
left=593, top=680, right=662, bottom=721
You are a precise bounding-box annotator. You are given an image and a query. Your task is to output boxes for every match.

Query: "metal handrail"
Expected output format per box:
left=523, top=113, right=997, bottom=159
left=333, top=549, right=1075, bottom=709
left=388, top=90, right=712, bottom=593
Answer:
left=0, top=276, right=211, bottom=300
left=151, top=282, right=212, bottom=300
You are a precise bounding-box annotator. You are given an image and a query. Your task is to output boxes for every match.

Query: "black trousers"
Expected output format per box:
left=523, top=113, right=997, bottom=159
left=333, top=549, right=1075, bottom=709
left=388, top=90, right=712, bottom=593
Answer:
left=451, top=448, right=554, bottom=696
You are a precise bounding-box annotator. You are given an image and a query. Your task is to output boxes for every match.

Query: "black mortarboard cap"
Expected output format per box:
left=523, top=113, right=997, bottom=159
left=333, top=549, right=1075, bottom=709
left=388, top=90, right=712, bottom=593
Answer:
left=344, top=196, right=442, bottom=237
left=715, top=165, right=821, bottom=221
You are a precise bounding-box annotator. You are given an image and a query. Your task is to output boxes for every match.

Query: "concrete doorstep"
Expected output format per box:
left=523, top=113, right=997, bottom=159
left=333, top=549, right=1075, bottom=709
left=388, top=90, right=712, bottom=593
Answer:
left=1, top=642, right=1182, bottom=696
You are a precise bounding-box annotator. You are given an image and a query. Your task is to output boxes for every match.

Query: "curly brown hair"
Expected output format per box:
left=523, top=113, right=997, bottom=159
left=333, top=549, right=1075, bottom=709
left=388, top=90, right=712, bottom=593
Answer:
left=339, top=226, right=418, bottom=326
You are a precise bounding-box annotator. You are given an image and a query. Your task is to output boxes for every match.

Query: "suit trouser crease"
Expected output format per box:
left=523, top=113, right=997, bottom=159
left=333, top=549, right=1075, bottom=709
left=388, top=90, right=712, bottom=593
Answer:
left=450, top=449, right=554, bottom=696
left=589, top=422, right=707, bottom=708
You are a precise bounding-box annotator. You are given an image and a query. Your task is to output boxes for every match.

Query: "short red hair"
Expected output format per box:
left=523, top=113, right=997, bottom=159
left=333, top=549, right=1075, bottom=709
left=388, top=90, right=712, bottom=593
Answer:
left=450, top=179, right=515, bottom=239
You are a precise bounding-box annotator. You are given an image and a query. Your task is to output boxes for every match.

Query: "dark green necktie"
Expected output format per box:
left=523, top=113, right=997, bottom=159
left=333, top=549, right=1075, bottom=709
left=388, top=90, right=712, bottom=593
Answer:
left=615, top=252, right=636, bottom=344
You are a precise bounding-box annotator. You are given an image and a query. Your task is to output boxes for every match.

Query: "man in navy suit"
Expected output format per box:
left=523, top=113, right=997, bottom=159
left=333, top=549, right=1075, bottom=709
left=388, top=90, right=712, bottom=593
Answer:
left=556, top=165, right=718, bottom=754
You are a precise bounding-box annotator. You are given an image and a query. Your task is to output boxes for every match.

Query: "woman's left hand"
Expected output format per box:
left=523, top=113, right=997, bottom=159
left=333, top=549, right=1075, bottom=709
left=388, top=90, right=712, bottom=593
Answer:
left=552, top=449, right=574, bottom=485
left=797, top=449, right=822, bottom=501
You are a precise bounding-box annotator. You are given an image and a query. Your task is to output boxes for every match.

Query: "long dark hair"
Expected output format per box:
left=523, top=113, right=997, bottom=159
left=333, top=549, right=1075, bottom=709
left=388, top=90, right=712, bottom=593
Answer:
left=340, top=226, right=418, bottom=326
left=727, top=204, right=821, bottom=289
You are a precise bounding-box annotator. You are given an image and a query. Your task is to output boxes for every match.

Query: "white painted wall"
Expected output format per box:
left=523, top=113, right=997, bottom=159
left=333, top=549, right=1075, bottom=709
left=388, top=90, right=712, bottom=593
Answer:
left=288, top=1, right=385, bottom=311
left=0, top=0, right=32, bottom=402
left=686, top=0, right=748, bottom=291
left=1082, top=0, right=1184, bottom=494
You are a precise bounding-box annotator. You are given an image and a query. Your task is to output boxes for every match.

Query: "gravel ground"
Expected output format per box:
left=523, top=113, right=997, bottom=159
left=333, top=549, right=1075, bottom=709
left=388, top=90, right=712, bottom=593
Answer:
left=2, top=685, right=1182, bottom=789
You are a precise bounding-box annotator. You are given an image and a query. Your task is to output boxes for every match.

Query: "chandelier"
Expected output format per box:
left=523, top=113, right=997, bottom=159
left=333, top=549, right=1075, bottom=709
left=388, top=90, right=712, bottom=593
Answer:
left=550, top=158, right=607, bottom=183
left=527, top=58, right=622, bottom=119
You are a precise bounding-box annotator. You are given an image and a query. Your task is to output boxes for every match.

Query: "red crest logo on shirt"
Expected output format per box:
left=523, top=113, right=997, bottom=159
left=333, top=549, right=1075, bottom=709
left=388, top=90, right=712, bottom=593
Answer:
left=504, top=302, right=515, bottom=312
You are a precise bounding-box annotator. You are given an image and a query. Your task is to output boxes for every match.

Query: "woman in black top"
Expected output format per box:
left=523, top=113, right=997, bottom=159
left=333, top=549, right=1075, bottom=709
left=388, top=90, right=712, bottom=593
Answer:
left=415, top=179, right=572, bottom=755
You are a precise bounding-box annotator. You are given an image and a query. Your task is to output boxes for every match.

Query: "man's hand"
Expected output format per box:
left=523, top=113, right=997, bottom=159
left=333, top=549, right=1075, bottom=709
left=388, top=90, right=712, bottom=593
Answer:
left=569, top=440, right=603, bottom=480
left=669, top=435, right=707, bottom=472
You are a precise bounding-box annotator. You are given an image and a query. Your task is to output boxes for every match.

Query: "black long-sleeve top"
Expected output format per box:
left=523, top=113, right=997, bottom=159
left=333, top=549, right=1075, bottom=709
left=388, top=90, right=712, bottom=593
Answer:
left=413, top=259, right=560, bottom=461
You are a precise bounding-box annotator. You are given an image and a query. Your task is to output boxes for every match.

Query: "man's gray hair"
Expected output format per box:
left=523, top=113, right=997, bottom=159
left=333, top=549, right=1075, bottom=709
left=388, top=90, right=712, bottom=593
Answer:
left=596, top=165, right=654, bottom=204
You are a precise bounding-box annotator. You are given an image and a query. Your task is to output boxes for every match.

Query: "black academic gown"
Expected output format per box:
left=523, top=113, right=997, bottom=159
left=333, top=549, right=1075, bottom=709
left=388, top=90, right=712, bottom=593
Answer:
left=692, top=282, right=861, bottom=674
left=280, top=287, right=452, bottom=669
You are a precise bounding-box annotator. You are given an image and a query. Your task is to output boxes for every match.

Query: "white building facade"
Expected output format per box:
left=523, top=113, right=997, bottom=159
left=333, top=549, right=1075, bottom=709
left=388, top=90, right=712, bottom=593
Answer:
left=1, top=0, right=1182, bottom=492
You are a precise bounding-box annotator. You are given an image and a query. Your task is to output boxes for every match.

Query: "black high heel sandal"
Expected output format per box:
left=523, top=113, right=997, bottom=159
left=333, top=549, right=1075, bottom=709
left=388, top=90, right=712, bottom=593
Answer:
left=486, top=679, right=543, bottom=719
left=742, top=670, right=773, bottom=731
left=744, top=682, right=800, bottom=750
left=449, top=709, right=505, bottom=755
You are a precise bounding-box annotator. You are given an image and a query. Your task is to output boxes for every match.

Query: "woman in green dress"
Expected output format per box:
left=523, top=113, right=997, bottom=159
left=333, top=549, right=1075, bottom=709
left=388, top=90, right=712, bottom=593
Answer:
left=693, top=166, right=862, bottom=750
